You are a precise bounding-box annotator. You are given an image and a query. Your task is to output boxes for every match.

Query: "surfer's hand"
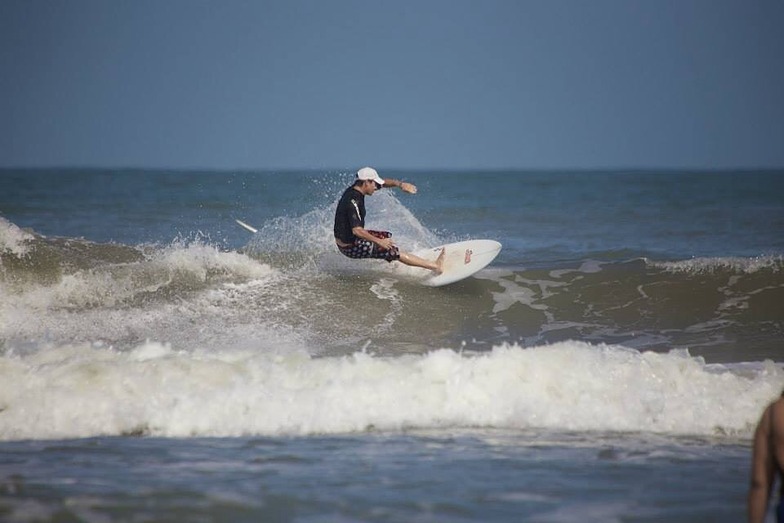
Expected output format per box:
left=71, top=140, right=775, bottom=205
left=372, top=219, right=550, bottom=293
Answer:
left=376, top=237, right=395, bottom=250
left=400, top=182, right=417, bottom=194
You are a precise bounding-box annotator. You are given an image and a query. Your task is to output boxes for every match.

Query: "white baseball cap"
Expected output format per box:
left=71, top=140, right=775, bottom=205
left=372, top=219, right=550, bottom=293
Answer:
left=357, top=167, right=384, bottom=186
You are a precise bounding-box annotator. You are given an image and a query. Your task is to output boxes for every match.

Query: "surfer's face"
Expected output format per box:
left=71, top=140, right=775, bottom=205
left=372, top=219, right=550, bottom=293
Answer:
left=364, top=180, right=380, bottom=194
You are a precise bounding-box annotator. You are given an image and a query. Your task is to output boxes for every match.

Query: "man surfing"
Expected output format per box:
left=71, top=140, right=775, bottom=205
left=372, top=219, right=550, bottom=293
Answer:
left=334, top=167, right=444, bottom=273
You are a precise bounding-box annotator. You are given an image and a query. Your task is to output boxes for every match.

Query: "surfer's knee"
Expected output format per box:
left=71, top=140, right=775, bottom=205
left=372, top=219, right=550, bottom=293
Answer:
left=383, top=245, right=401, bottom=262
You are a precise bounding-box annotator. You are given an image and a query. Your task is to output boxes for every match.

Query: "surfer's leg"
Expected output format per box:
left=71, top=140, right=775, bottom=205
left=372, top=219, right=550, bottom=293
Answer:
left=340, top=238, right=402, bottom=264
left=338, top=240, right=374, bottom=259
left=340, top=233, right=444, bottom=274
left=398, top=248, right=444, bottom=274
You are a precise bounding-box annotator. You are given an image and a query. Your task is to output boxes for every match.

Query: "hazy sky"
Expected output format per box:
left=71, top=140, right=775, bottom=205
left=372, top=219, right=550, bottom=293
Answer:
left=2, top=0, right=783, bottom=170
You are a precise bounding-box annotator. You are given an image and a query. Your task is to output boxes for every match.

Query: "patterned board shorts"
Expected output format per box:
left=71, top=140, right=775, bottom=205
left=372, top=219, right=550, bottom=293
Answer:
left=338, top=230, right=401, bottom=262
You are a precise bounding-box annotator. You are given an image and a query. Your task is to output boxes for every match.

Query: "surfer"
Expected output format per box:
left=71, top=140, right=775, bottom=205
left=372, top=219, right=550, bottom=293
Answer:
left=334, top=167, right=444, bottom=273
left=749, top=389, right=784, bottom=523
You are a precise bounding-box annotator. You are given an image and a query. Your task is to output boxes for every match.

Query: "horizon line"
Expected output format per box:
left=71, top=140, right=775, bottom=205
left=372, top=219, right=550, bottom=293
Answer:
left=2, top=164, right=784, bottom=173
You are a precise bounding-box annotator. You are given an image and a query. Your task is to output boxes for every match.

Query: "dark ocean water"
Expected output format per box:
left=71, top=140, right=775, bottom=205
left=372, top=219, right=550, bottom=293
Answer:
left=1, top=168, right=783, bottom=521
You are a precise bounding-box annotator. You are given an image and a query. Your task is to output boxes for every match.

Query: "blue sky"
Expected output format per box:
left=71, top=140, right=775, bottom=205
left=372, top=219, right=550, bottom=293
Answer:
left=1, top=0, right=783, bottom=170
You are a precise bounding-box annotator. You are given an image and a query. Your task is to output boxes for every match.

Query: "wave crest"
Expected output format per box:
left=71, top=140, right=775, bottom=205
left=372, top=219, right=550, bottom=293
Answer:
left=651, top=255, right=783, bottom=274
left=1, top=340, right=778, bottom=441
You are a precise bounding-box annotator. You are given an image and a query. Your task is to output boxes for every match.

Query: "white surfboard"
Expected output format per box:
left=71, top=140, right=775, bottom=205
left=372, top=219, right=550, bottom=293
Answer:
left=411, top=239, right=502, bottom=287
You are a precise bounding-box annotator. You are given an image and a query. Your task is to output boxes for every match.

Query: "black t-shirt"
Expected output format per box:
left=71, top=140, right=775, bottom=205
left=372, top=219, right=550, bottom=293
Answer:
left=334, top=186, right=365, bottom=243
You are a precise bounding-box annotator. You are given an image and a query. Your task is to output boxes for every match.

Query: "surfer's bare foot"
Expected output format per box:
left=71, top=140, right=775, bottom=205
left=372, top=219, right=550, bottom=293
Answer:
left=398, top=249, right=445, bottom=273
left=434, top=248, right=445, bottom=274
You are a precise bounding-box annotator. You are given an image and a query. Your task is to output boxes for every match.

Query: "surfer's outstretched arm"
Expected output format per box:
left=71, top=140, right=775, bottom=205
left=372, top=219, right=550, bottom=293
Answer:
left=399, top=248, right=444, bottom=274
left=381, top=179, right=417, bottom=194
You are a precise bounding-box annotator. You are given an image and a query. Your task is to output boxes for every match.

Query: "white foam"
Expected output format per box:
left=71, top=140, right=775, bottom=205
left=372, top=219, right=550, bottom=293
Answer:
left=486, top=273, right=570, bottom=315
left=0, top=240, right=276, bottom=312
left=0, top=240, right=282, bottom=357
left=369, top=277, right=403, bottom=332
left=491, top=277, right=546, bottom=314
left=0, top=216, right=34, bottom=256
left=1, top=340, right=779, bottom=441
left=549, top=259, right=606, bottom=279
left=154, top=239, right=275, bottom=281
left=652, top=255, right=783, bottom=274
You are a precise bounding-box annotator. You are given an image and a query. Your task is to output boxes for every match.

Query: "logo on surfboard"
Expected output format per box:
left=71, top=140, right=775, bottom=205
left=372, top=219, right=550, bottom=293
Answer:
left=464, top=249, right=473, bottom=264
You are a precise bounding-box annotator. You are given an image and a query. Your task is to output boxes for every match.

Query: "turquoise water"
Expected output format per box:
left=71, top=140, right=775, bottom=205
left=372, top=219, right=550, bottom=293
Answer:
left=1, top=169, right=783, bottom=521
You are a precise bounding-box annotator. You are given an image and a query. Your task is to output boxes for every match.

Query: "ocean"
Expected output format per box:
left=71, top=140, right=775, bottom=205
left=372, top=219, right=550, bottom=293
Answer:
left=1, top=168, right=783, bottom=521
